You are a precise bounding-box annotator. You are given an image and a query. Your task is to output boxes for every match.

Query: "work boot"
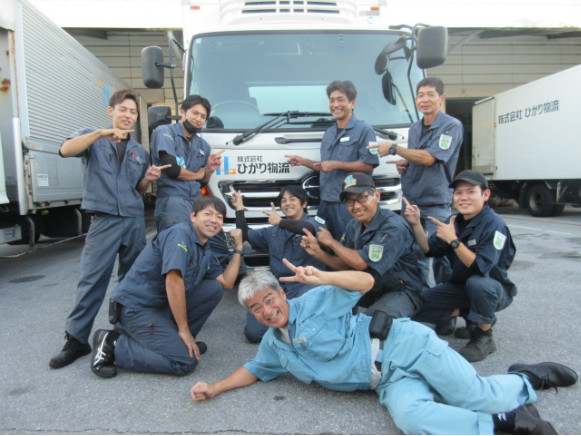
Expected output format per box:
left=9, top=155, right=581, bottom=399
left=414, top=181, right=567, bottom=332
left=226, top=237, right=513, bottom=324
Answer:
left=455, top=316, right=497, bottom=339
left=91, top=329, right=118, bottom=378
left=196, top=341, right=208, bottom=355
left=508, top=362, right=578, bottom=390
left=49, top=333, right=91, bottom=369
left=435, top=316, right=457, bottom=336
left=513, top=403, right=558, bottom=434
left=458, top=327, right=496, bottom=362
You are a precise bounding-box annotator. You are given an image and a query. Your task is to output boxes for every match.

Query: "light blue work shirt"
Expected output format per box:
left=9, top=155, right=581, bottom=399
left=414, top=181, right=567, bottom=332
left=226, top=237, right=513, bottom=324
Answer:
left=66, top=127, right=149, bottom=216
left=150, top=123, right=211, bottom=202
left=402, top=111, right=463, bottom=206
left=244, top=285, right=374, bottom=391
left=319, top=116, right=378, bottom=202
left=112, top=221, right=223, bottom=309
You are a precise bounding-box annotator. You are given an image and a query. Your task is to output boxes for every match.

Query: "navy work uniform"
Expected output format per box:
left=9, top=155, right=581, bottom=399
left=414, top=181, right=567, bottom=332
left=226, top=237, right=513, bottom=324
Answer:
left=402, top=110, right=463, bottom=285
left=415, top=205, right=516, bottom=326
left=63, top=127, right=149, bottom=344
left=243, top=214, right=327, bottom=342
left=342, top=208, right=427, bottom=317
left=112, top=221, right=224, bottom=376
left=319, top=115, right=378, bottom=239
left=150, top=123, right=229, bottom=264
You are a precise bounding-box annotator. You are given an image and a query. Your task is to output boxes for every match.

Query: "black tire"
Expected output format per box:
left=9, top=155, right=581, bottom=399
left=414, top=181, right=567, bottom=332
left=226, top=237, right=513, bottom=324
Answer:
left=524, top=184, right=555, bottom=217
left=550, top=203, right=565, bottom=217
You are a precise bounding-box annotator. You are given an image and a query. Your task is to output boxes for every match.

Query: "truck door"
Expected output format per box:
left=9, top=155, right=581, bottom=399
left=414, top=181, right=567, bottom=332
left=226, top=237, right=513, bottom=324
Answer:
left=472, top=97, right=495, bottom=175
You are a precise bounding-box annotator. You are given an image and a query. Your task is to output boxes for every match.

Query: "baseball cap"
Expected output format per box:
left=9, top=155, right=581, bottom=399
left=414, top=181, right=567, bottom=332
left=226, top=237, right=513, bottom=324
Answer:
left=340, top=172, right=375, bottom=202
left=449, top=170, right=488, bottom=189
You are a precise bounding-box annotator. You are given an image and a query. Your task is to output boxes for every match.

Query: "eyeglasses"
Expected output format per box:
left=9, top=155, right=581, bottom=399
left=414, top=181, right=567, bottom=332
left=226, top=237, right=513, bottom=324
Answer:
left=343, top=192, right=373, bottom=207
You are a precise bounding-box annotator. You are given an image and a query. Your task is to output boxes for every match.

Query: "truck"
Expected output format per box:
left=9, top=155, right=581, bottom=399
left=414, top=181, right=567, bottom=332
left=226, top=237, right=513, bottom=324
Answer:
left=472, top=65, right=581, bottom=217
left=0, top=0, right=132, bottom=244
left=141, top=0, right=448, bottom=265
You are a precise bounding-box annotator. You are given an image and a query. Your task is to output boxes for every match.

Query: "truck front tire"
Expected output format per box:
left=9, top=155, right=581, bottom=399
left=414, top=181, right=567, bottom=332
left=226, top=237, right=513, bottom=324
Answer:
left=524, top=184, right=558, bottom=217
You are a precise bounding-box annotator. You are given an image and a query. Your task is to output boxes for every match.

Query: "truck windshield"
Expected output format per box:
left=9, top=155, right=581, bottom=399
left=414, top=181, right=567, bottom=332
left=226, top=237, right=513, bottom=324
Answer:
left=188, top=31, right=422, bottom=130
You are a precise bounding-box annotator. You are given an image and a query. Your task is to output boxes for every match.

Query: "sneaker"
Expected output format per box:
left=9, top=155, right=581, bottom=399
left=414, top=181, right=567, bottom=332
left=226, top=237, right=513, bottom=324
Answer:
left=49, top=333, right=91, bottom=369
left=435, top=316, right=457, bottom=336
left=90, top=329, right=117, bottom=378
left=458, top=328, right=496, bottom=362
left=455, top=316, right=496, bottom=340
left=513, top=404, right=558, bottom=434
left=196, top=341, right=208, bottom=355
left=508, top=362, right=578, bottom=391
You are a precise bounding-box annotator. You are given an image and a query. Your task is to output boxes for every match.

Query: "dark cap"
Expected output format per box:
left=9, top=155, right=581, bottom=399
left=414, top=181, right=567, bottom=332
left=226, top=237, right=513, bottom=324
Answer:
left=340, top=172, right=375, bottom=201
left=449, top=170, right=488, bottom=189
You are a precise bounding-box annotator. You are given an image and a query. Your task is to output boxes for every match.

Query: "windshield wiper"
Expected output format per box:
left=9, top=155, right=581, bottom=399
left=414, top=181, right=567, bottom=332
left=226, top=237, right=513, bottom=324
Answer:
left=373, top=127, right=401, bottom=140
left=230, top=111, right=331, bottom=145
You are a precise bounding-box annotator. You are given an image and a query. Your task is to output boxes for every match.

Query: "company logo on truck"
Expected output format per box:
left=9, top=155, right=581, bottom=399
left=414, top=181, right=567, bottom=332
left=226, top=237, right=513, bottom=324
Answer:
left=216, top=155, right=291, bottom=176
left=498, top=99, right=559, bottom=125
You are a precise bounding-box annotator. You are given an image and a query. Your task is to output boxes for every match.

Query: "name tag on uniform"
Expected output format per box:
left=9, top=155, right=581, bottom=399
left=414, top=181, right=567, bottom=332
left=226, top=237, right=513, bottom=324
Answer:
left=136, top=156, right=143, bottom=164
left=340, top=137, right=350, bottom=142
left=467, top=239, right=477, bottom=247
left=294, top=337, right=307, bottom=344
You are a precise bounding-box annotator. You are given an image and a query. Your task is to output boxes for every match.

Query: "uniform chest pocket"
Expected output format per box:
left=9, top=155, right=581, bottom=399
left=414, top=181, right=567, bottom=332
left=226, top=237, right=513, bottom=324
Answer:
left=294, top=317, right=345, bottom=361
left=126, top=157, right=144, bottom=184
left=190, top=151, right=206, bottom=171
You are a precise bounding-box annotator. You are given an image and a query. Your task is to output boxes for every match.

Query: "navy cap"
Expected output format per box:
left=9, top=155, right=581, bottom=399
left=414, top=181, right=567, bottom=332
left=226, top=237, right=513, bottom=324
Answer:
left=449, top=170, right=488, bottom=189
left=340, top=172, right=375, bottom=201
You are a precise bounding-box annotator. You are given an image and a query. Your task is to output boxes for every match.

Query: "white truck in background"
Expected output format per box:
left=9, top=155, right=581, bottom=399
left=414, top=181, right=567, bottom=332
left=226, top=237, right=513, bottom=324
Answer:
left=0, top=0, right=132, bottom=244
left=472, top=65, right=581, bottom=217
left=142, top=0, right=448, bottom=265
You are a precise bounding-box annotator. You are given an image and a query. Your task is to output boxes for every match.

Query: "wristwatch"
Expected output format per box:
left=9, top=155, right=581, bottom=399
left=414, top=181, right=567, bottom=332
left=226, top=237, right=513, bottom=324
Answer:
left=389, top=143, right=398, bottom=155
left=449, top=239, right=461, bottom=249
left=232, top=248, right=244, bottom=256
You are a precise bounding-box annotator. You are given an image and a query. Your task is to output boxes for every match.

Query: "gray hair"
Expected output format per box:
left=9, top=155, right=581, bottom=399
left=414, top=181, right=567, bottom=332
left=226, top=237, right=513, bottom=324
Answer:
left=238, top=270, right=282, bottom=307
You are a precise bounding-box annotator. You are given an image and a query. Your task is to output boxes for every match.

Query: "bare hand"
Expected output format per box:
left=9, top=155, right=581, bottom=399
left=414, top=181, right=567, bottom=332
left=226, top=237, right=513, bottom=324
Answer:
left=367, top=142, right=392, bottom=157
left=178, top=329, right=199, bottom=360
left=402, top=197, right=421, bottom=225
left=427, top=215, right=458, bottom=244
left=191, top=382, right=217, bottom=402
left=316, top=227, right=335, bottom=247
left=229, top=228, right=243, bottom=250
left=207, top=149, right=225, bottom=171
left=300, top=228, right=324, bottom=257
left=280, top=258, right=324, bottom=285
left=285, top=154, right=305, bottom=166
left=320, top=161, right=337, bottom=173
left=262, top=202, right=282, bottom=226
left=144, top=164, right=171, bottom=181
left=103, top=128, right=134, bottom=143
left=230, top=190, right=244, bottom=210
left=386, top=159, right=408, bottom=175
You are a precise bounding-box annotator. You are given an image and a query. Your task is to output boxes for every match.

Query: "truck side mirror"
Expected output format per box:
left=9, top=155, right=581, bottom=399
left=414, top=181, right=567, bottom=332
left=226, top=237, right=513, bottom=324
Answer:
left=416, top=26, right=448, bottom=69
left=147, top=105, right=172, bottom=133
left=142, top=46, right=165, bottom=88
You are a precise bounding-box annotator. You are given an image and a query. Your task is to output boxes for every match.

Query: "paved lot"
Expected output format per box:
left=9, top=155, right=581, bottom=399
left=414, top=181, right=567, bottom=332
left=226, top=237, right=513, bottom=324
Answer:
left=1, top=206, right=580, bottom=434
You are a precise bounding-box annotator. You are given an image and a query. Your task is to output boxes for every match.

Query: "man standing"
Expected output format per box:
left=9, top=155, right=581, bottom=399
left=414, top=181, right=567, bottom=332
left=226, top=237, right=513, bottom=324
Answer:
left=230, top=185, right=326, bottom=342
left=150, top=94, right=228, bottom=263
left=190, top=261, right=576, bottom=435
left=405, top=170, right=516, bottom=362
left=49, top=89, right=166, bottom=369
left=369, top=77, right=463, bottom=285
left=301, top=172, right=426, bottom=318
left=286, top=80, right=378, bottom=239
left=90, top=197, right=243, bottom=378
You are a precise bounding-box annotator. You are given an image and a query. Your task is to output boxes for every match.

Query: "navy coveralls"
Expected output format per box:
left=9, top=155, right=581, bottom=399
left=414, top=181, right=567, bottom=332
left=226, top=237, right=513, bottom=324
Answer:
left=342, top=208, right=427, bottom=317
left=243, top=214, right=326, bottom=342
left=64, top=127, right=149, bottom=344
left=402, top=110, right=464, bottom=285
left=318, top=115, right=378, bottom=239
left=112, top=222, right=224, bottom=375
left=415, top=205, right=517, bottom=326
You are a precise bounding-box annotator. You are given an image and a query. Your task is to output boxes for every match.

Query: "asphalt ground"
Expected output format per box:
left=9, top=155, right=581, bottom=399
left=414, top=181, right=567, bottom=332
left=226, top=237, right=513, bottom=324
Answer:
left=1, top=205, right=580, bottom=434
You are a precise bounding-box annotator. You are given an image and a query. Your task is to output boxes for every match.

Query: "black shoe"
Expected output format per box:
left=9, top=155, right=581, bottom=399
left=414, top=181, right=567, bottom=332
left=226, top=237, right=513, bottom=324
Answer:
left=458, top=327, right=496, bottom=362
left=455, top=316, right=497, bottom=339
left=196, top=341, right=208, bottom=355
left=435, top=316, right=457, bottom=336
left=513, top=403, right=558, bottom=434
left=49, top=333, right=91, bottom=369
left=508, top=362, right=578, bottom=391
left=91, top=329, right=117, bottom=378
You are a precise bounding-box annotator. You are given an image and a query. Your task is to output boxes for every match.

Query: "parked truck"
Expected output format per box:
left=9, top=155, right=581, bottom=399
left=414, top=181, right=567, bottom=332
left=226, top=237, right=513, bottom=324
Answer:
left=0, top=0, right=132, bottom=244
left=472, top=65, right=581, bottom=217
left=142, top=0, right=447, bottom=264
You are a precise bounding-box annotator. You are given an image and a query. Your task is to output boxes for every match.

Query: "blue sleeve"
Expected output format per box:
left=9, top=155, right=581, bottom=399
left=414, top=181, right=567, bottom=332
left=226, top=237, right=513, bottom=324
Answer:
left=247, top=227, right=270, bottom=251
left=205, top=255, right=225, bottom=280
left=243, top=332, right=288, bottom=382
left=150, top=126, right=176, bottom=164
left=157, top=228, right=192, bottom=278
left=357, top=123, right=379, bottom=167
left=64, top=127, right=96, bottom=158
left=299, top=285, right=361, bottom=318
left=473, top=219, right=508, bottom=276
left=357, top=224, right=414, bottom=276
left=425, top=118, right=463, bottom=164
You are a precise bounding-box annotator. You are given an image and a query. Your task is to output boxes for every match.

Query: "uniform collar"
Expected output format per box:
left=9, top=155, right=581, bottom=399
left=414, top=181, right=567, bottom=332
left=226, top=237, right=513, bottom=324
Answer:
left=456, top=205, right=491, bottom=230
left=421, top=110, right=445, bottom=130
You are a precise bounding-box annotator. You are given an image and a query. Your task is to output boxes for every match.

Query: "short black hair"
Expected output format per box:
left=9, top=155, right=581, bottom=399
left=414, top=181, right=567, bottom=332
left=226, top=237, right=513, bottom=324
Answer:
left=416, top=77, right=444, bottom=96
left=326, top=80, right=357, bottom=101
left=192, top=196, right=226, bottom=216
left=277, top=185, right=308, bottom=208
left=181, top=94, right=211, bottom=118
left=109, top=88, right=139, bottom=114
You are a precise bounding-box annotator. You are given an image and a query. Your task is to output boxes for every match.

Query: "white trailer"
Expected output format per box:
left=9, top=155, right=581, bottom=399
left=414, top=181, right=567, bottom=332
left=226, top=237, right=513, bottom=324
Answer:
left=142, top=0, right=447, bottom=264
left=472, top=65, right=581, bottom=217
left=0, top=0, right=132, bottom=244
